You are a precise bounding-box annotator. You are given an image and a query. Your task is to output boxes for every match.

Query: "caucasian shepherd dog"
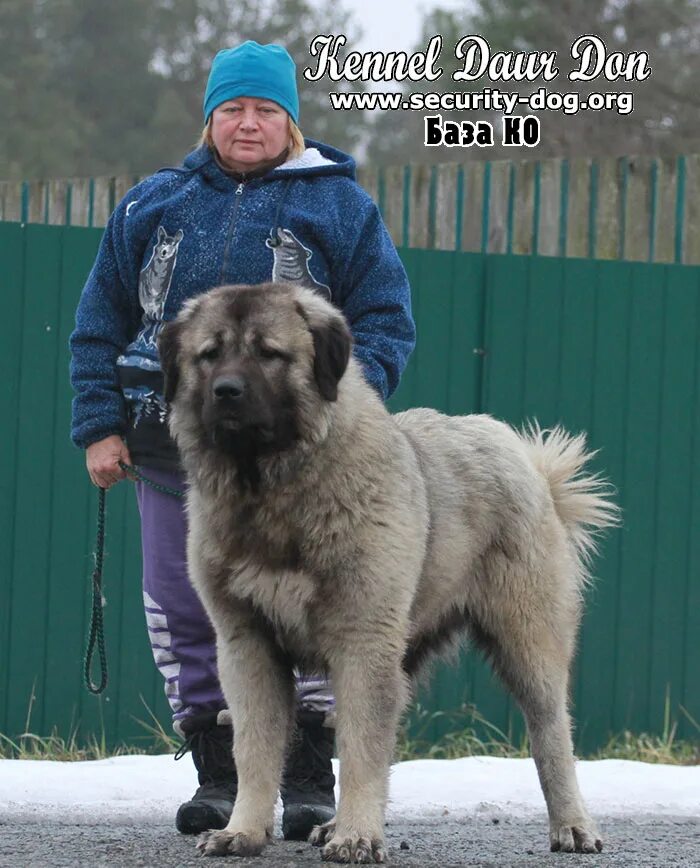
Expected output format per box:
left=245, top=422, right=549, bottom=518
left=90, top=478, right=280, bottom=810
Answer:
left=158, top=282, right=618, bottom=863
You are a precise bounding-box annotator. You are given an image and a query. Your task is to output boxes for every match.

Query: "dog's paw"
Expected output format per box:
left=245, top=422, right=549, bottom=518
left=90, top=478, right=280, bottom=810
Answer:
left=309, top=819, right=335, bottom=846
left=550, top=821, right=603, bottom=854
left=196, top=828, right=267, bottom=857
left=319, top=834, right=386, bottom=864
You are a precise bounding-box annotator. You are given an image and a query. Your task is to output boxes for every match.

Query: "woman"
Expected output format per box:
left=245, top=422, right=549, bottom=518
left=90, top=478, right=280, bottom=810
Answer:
left=70, top=41, right=415, bottom=838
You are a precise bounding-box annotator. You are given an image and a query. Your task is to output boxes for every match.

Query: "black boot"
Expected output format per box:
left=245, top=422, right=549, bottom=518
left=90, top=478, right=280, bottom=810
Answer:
left=281, top=708, right=336, bottom=841
left=174, top=710, right=238, bottom=834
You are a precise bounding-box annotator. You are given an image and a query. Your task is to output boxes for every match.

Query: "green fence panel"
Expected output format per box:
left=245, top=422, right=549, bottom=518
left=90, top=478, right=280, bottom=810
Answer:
left=475, top=255, right=700, bottom=749
left=613, top=262, right=665, bottom=734
left=686, top=324, right=700, bottom=730
left=387, top=248, right=421, bottom=412
left=575, top=261, right=632, bottom=746
left=5, top=225, right=64, bottom=738
left=389, top=250, right=487, bottom=747
left=0, top=222, right=26, bottom=736
left=0, top=224, right=171, bottom=746
left=41, top=226, right=96, bottom=739
left=1, top=222, right=698, bottom=754
left=390, top=249, right=485, bottom=416
left=399, top=251, right=700, bottom=752
left=648, top=266, right=698, bottom=732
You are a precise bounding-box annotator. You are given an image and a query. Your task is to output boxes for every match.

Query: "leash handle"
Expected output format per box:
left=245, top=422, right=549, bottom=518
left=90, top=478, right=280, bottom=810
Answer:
left=118, top=460, right=185, bottom=498
left=84, top=487, right=108, bottom=694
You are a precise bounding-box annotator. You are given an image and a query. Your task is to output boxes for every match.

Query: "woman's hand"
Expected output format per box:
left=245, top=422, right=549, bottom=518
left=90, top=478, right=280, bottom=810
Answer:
left=86, top=435, right=132, bottom=489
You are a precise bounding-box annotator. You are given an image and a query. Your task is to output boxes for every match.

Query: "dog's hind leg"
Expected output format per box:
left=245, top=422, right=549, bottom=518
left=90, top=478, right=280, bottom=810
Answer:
left=197, top=613, right=295, bottom=857
left=513, top=660, right=602, bottom=853
left=471, top=563, right=603, bottom=854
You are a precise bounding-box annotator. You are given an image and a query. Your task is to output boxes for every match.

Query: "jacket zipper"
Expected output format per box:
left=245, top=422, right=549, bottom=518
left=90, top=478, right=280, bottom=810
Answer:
left=218, top=182, right=245, bottom=283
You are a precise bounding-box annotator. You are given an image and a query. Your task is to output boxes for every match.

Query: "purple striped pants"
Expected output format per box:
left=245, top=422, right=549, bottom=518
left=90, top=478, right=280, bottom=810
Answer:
left=134, top=467, right=334, bottom=729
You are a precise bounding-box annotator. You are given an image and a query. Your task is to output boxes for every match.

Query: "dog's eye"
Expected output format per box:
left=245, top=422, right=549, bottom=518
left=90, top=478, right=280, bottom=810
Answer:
left=197, top=346, right=220, bottom=363
left=258, top=344, right=291, bottom=362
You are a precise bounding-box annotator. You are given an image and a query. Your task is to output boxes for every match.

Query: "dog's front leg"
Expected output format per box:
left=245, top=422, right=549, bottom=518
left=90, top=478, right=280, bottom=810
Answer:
left=197, top=614, right=295, bottom=857
left=310, top=643, right=408, bottom=864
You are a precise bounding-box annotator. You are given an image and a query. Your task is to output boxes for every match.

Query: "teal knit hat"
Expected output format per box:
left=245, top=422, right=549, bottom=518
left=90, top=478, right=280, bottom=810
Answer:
left=203, top=41, right=299, bottom=124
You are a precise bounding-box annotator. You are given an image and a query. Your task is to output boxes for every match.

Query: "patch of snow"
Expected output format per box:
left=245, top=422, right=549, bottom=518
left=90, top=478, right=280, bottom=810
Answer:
left=1, top=754, right=698, bottom=825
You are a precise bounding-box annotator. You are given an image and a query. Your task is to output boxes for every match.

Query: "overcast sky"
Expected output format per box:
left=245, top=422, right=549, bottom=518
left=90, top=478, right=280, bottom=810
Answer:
left=315, top=0, right=468, bottom=54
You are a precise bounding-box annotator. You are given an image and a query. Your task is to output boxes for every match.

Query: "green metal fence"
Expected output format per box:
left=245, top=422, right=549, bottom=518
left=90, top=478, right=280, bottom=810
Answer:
left=392, top=251, right=700, bottom=750
left=1, top=222, right=698, bottom=752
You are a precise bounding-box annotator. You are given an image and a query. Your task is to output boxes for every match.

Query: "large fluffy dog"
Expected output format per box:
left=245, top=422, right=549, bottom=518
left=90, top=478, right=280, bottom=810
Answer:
left=159, top=282, right=618, bottom=863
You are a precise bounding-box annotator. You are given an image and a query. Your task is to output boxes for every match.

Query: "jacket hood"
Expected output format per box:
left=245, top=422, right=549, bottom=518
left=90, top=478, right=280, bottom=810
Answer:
left=180, top=139, right=356, bottom=190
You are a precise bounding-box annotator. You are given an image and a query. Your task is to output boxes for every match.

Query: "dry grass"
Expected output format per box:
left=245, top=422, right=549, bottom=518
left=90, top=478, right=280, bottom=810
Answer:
left=0, top=696, right=179, bottom=761
left=397, top=699, right=700, bottom=766
left=396, top=703, right=530, bottom=762
left=1, top=697, right=697, bottom=765
left=589, top=702, right=700, bottom=766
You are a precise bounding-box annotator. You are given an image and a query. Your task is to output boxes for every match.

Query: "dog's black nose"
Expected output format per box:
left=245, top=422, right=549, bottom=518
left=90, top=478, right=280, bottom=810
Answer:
left=213, top=375, right=246, bottom=401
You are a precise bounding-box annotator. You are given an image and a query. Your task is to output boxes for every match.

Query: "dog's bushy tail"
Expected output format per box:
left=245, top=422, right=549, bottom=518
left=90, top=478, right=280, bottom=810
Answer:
left=520, top=423, right=621, bottom=575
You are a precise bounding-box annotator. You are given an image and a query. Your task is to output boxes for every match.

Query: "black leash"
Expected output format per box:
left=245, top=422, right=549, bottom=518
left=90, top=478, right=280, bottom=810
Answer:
left=116, top=461, right=186, bottom=498
left=84, top=487, right=108, bottom=694
left=83, top=461, right=184, bottom=695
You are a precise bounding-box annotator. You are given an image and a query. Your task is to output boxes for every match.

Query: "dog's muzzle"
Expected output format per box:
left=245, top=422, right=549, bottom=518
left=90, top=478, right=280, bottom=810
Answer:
left=209, top=374, right=275, bottom=442
left=209, top=374, right=247, bottom=431
left=213, top=374, right=246, bottom=403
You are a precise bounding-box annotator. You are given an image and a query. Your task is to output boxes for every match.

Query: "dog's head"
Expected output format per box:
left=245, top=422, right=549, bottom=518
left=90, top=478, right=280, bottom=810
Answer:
left=158, top=283, right=353, bottom=465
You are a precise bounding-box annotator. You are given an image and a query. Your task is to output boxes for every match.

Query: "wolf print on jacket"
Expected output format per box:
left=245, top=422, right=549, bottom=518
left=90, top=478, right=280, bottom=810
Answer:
left=266, top=228, right=331, bottom=299
left=138, top=226, right=184, bottom=347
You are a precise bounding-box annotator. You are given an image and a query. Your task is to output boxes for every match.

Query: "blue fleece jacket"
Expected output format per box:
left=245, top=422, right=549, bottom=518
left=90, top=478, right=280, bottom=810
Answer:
left=69, top=140, right=415, bottom=469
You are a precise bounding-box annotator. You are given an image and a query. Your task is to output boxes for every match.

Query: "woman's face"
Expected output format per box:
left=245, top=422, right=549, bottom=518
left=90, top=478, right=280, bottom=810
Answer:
left=211, top=97, right=290, bottom=173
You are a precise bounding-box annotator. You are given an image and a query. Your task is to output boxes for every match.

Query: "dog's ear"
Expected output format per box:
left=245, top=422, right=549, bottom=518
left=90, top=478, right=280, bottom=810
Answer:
left=309, top=315, right=352, bottom=402
left=158, top=320, right=182, bottom=404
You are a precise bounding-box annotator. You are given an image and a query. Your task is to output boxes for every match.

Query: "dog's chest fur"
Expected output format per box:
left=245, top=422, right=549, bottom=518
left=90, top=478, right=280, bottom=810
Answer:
left=228, top=558, right=317, bottom=646
left=203, top=491, right=325, bottom=653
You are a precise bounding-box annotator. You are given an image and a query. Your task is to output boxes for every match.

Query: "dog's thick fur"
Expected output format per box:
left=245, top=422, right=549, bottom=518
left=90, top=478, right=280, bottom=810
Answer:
left=159, top=282, right=619, bottom=862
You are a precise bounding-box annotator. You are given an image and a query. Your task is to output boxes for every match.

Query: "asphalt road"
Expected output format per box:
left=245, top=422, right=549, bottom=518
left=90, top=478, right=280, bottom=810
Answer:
left=1, top=815, right=698, bottom=868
